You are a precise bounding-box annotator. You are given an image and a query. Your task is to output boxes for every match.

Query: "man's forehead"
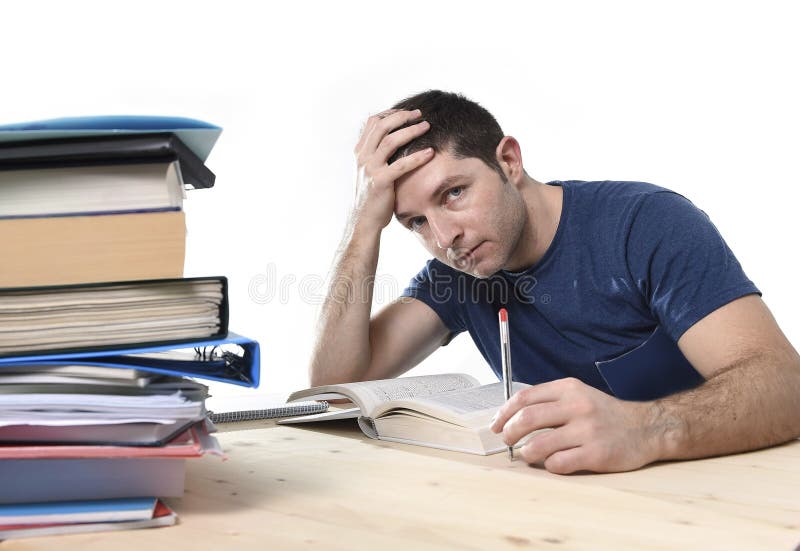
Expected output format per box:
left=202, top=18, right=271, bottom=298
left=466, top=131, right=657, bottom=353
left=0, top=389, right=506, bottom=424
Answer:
left=394, top=153, right=485, bottom=214
left=395, top=153, right=488, bottom=192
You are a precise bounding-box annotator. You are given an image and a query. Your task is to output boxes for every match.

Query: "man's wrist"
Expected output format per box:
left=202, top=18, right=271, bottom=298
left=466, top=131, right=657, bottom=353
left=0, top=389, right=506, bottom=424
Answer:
left=642, top=400, right=687, bottom=462
left=348, top=211, right=385, bottom=244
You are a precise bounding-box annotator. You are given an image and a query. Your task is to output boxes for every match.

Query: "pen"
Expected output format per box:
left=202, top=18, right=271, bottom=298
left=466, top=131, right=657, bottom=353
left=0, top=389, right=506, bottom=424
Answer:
left=498, top=308, right=514, bottom=460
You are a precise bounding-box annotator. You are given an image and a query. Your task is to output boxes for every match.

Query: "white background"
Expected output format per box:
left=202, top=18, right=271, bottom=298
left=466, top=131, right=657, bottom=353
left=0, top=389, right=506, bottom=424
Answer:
left=2, top=1, right=797, bottom=402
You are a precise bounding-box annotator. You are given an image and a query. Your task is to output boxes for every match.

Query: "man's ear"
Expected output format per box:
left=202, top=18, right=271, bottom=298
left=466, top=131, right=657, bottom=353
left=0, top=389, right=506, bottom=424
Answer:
left=495, top=136, right=524, bottom=184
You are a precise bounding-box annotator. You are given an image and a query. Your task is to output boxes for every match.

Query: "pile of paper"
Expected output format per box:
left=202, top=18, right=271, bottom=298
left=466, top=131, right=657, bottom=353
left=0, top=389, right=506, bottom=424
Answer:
left=0, top=116, right=260, bottom=541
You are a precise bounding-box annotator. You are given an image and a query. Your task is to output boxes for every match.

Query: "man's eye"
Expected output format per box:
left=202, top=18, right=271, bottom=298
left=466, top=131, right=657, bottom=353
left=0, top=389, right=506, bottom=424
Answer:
left=447, top=186, right=463, bottom=200
left=409, top=217, right=426, bottom=232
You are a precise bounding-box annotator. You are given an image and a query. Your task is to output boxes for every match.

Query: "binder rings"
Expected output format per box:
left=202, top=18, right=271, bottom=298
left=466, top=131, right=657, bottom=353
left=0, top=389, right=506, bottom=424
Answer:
left=0, top=332, right=260, bottom=388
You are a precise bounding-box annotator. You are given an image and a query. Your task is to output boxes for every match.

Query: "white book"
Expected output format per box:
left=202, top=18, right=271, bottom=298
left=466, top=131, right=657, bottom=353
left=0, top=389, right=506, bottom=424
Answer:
left=0, top=161, right=184, bottom=218
left=0, top=364, right=152, bottom=380
left=282, top=373, right=531, bottom=455
left=0, top=378, right=207, bottom=446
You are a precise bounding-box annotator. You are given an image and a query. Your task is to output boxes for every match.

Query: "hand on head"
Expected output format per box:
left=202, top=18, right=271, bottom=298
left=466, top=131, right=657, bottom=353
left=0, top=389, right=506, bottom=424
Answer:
left=352, top=109, right=433, bottom=233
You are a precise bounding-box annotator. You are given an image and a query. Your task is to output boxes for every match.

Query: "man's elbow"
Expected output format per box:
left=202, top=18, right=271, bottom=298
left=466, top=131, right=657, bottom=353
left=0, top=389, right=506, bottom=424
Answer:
left=307, top=357, right=369, bottom=388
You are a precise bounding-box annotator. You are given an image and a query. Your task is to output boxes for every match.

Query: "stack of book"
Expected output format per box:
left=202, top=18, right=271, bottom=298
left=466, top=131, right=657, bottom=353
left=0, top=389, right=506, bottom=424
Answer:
left=0, top=116, right=261, bottom=540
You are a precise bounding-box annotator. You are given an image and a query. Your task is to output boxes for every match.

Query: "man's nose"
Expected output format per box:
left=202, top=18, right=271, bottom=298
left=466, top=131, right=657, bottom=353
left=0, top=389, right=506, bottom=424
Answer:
left=429, top=215, right=462, bottom=250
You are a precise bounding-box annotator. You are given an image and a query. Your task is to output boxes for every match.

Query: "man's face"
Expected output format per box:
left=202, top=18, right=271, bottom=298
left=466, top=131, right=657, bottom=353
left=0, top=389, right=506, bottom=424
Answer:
left=394, top=150, right=528, bottom=278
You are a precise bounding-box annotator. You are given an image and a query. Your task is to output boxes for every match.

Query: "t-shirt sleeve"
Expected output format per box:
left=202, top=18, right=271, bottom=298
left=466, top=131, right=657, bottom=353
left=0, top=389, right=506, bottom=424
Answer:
left=626, top=191, right=760, bottom=341
left=400, top=259, right=467, bottom=337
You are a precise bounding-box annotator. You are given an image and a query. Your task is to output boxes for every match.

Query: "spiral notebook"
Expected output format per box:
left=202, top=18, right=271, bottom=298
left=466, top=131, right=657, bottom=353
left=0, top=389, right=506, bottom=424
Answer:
left=208, top=400, right=328, bottom=423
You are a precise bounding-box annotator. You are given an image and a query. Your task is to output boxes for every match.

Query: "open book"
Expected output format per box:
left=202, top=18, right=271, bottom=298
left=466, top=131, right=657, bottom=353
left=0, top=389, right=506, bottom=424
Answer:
left=282, top=374, right=529, bottom=455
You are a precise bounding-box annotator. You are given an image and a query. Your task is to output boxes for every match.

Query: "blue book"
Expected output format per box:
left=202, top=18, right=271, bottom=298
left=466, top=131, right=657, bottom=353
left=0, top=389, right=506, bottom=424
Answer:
left=0, top=115, right=221, bottom=162
left=0, top=500, right=176, bottom=539
left=0, top=332, right=261, bottom=388
left=0, top=498, right=157, bottom=525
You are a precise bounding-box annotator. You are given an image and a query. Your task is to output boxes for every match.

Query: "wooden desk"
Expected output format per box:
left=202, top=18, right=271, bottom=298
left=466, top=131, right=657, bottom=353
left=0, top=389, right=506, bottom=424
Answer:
left=5, top=420, right=800, bottom=550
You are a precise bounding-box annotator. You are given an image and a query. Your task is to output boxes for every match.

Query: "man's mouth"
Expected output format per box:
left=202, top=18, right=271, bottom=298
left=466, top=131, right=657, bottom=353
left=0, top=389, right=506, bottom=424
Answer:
left=467, top=242, right=485, bottom=256
left=448, top=241, right=485, bottom=270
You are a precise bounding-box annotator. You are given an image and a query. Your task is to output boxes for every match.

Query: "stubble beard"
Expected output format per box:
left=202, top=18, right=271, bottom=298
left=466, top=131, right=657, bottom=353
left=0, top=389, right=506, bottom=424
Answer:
left=451, top=205, right=528, bottom=279
left=501, top=200, right=530, bottom=272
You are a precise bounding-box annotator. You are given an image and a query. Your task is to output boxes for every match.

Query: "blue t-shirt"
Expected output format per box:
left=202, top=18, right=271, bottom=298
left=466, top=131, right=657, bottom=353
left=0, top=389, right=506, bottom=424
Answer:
left=401, top=180, right=760, bottom=400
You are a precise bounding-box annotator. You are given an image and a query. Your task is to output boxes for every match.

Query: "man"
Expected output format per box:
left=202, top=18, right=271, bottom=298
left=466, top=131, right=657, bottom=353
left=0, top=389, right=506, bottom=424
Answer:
left=309, top=90, right=800, bottom=474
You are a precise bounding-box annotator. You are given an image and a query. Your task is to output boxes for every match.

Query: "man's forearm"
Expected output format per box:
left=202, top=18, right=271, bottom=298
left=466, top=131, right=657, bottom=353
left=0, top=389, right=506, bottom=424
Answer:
left=308, top=218, right=381, bottom=386
left=310, top=107, right=433, bottom=386
left=649, top=348, right=800, bottom=461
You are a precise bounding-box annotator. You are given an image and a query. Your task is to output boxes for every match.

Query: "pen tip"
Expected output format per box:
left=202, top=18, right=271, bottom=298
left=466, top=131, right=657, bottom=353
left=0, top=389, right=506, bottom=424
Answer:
left=499, top=308, right=508, bottom=322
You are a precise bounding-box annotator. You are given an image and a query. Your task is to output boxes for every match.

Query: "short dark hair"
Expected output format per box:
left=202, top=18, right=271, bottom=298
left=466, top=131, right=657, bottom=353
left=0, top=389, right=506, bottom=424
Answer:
left=388, top=90, right=505, bottom=175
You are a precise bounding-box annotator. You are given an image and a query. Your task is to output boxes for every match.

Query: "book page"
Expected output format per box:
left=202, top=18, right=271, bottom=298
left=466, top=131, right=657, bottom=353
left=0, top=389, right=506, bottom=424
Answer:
left=278, top=407, right=360, bottom=425
left=373, top=382, right=530, bottom=427
left=287, top=373, right=480, bottom=415
left=340, top=373, right=480, bottom=413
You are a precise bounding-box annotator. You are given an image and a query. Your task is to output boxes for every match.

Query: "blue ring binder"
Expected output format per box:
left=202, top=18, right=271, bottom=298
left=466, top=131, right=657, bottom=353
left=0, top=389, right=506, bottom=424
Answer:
left=0, top=333, right=261, bottom=388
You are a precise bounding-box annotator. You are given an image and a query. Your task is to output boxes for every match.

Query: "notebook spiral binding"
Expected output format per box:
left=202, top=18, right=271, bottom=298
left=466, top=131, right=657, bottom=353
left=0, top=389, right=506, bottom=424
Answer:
left=208, top=401, right=329, bottom=423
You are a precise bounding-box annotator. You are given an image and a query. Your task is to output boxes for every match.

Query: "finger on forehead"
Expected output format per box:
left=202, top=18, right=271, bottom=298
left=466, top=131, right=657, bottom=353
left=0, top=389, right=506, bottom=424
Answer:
left=377, top=109, right=422, bottom=128
left=361, top=109, right=423, bottom=158
left=376, top=120, right=430, bottom=158
left=356, top=108, right=399, bottom=148
left=374, top=108, right=400, bottom=119
left=356, top=114, right=388, bottom=152
left=362, top=108, right=400, bottom=135
left=356, top=108, right=409, bottom=151
left=388, top=145, right=434, bottom=178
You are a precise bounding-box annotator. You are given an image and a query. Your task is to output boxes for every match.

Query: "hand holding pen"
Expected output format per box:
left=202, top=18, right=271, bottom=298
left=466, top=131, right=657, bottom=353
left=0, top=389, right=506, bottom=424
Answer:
left=498, top=308, right=514, bottom=460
